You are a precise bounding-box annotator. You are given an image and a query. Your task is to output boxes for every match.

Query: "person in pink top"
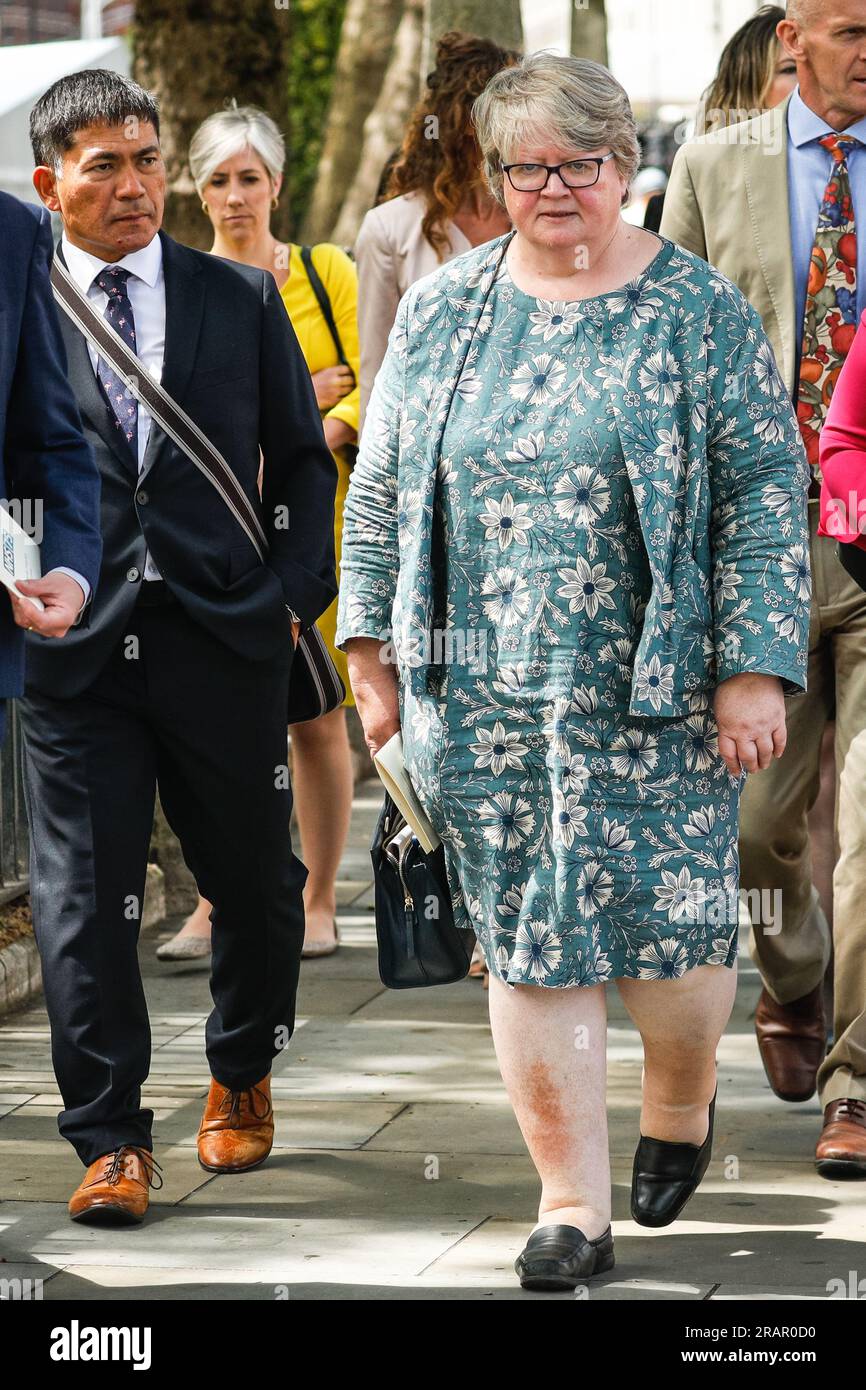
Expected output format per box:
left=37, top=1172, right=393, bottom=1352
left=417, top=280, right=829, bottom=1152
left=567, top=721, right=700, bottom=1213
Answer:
left=814, top=312, right=866, bottom=1174
left=819, top=308, right=866, bottom=555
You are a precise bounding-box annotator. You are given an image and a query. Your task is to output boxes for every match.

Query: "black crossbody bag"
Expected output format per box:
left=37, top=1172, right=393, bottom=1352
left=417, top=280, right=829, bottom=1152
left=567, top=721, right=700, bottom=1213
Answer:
left=300, top=246, right=358, bottom=469
left=50, top=255, right=345, bottom=723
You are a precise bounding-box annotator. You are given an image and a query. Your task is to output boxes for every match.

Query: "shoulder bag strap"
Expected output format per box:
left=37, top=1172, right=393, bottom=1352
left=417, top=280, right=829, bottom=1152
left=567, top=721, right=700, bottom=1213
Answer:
left=299, top=245, right=354, bottom=382
left=428, top=233, right=513, bottom=674
left=50, top=254, right=269, bottom=562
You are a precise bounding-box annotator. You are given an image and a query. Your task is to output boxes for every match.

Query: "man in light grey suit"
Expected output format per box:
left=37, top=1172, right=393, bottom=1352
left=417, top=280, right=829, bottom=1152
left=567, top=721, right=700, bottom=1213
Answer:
left=661, top=0, right=866, bottom=1175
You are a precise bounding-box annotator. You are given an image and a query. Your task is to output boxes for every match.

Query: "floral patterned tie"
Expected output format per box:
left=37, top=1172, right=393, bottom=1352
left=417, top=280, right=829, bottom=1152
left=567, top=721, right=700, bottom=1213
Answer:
left=93, top=265, right=138, bottom=461
left=797, top=134, right=858, bottom=481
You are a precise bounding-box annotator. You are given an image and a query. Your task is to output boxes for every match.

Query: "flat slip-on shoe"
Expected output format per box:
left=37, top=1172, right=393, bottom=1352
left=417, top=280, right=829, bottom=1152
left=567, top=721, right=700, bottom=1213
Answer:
left=301, top=920, right=340, bottom=959
left=631, top=1090, right=716, bottom=1228
left=755, top=985, right=826, bottom=1102
left=515, top=1223, right=615, bottom=1292
left=156, top=933, right=212, bottom=961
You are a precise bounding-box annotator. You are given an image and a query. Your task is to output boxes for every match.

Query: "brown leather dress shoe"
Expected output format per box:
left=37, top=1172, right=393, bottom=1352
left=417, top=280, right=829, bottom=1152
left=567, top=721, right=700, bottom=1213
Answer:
left=754, top=984, right=827, bottom=1102
left=197, top=1074, right=273, bottom=1173
left=68, top=1146, right=163, bottom=1225
left=816, top=1098, right=866, bottom=1178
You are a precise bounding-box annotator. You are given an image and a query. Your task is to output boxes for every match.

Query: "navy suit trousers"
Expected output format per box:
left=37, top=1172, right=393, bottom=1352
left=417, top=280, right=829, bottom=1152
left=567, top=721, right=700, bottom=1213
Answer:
left=19, top=600, right=304, bottom=1164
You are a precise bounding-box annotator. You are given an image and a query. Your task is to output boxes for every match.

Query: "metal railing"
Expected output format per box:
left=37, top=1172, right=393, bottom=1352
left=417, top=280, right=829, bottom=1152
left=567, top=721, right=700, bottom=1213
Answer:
left=0, top=704, right=29, bottom=906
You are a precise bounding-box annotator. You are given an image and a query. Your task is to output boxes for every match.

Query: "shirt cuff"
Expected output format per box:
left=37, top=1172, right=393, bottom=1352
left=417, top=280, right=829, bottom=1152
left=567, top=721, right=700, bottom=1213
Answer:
left=49, top=567, right=91, bottom=615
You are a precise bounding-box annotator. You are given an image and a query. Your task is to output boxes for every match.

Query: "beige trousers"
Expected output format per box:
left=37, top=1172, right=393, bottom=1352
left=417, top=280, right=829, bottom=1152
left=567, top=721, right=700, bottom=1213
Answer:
left=740, top=503, right=866, bottom=1104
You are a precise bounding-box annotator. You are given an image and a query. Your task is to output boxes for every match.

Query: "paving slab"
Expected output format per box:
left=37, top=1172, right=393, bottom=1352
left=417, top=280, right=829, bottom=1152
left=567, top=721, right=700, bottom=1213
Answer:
left=0, top=1095, right=31, bottom=1118
left=413, top=1217, right=719, bottom=1296
left=710, top=1286, right=844, bottom=1300
left=294, top=978, right=386, bottom=1017
left=5, top=1200, right=473, bottom=1284
left=179, top=1147, right=538, bottom=1215
left=0, top=1261, right=66, bottom=1297
left=41, top=1265, right=294, bottom=1300
left=259, top=1017, right=501, bottom=1103
left=158, top=1098, right=405, bottom=1149
left=0, top=1142, right=210, bottom=1205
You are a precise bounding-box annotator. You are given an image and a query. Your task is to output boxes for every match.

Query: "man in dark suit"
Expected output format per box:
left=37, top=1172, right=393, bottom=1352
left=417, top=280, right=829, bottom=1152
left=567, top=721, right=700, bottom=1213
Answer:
left=0, top=191, right=101, bottom=722
left=26, top=69, right=337, bottom=1225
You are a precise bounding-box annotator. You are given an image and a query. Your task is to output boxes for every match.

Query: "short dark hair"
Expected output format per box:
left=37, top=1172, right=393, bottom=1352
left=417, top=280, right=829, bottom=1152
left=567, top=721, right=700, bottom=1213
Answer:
left=30, top=68, right=160, bottom=169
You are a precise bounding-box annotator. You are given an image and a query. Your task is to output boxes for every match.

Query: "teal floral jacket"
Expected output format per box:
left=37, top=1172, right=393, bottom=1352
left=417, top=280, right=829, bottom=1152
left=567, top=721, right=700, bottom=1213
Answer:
left=336, top=233, right=811, bottom=716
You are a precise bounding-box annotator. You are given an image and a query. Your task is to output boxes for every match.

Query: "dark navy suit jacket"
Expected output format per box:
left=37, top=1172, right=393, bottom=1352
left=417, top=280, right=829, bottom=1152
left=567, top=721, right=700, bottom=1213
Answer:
left=27, top=230, right=337, bottom=699
left=0, top=193, right=102, bottom=698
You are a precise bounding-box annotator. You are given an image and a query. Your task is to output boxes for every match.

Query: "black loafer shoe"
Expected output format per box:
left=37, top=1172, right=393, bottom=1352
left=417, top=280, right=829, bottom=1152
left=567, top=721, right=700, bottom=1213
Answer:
left=631, top=1090, right=716, bottom=1228
left=515, top=1223, right=615, bottom=1291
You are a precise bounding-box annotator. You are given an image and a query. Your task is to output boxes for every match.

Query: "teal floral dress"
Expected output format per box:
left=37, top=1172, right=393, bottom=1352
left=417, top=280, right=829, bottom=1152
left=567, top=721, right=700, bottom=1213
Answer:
left=337, top=234, right=811, bottom=989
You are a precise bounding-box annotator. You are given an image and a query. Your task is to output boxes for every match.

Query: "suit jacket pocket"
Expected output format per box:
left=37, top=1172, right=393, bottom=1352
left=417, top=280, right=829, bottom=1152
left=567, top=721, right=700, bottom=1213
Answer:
left=228, top=543, right=261, bottom=585
left=187, top=368, right=252, bottom=392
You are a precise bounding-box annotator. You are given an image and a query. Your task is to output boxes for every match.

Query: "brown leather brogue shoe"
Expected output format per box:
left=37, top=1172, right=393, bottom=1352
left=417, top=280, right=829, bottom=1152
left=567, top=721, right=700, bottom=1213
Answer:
left=68, top=1146, right=162, bottom=1225
left=816, top=1098, right=866, bottom=1178
left=197, top=1074, right=274, bottom=1173
left=754, top=984, right=827, bottom=1102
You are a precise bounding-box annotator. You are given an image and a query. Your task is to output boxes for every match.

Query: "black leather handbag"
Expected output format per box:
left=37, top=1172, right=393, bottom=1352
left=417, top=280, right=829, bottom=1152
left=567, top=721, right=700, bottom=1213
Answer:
left=371, top=793, right=474, bottom=988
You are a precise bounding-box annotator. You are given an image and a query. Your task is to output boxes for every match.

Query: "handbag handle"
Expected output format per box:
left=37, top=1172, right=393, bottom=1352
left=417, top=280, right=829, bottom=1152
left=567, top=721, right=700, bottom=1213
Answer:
left=427, top=232, right=514, bottom=675
left=300, top=245, right=355, bottom=384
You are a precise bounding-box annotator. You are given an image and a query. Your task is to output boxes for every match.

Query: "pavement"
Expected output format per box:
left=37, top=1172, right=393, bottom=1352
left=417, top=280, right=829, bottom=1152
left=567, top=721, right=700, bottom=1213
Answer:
left=1, top=776, right=865, bottom=1301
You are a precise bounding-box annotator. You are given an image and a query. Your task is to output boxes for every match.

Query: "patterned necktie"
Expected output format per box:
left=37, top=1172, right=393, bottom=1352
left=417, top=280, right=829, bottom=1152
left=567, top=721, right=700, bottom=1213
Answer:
left=93, top=265, right=139, bottom=460
left=797, top=133, right=858, bottom=481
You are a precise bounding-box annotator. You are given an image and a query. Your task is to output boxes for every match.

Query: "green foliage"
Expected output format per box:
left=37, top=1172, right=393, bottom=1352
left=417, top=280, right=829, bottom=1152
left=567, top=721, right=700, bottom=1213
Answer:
left=287, top=0, right=348, bottom=238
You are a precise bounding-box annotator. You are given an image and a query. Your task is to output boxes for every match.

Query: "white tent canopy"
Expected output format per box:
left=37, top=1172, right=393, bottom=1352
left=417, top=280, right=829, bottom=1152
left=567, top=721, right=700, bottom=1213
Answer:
left=0, top=38, right=130, bottom=207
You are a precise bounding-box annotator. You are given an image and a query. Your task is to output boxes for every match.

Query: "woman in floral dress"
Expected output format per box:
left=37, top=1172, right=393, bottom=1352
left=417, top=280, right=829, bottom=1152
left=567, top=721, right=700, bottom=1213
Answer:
left=337, top=54, right=811, bottom=1289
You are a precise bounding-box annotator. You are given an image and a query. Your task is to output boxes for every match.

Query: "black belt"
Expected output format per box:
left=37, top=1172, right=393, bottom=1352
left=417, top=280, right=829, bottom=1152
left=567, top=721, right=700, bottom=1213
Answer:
left=135, top=579, right=177, bottom=608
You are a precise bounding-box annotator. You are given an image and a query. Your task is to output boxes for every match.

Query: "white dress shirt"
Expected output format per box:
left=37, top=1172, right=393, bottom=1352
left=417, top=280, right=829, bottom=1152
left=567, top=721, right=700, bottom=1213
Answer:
left=61, top=232, right=166, bottom=581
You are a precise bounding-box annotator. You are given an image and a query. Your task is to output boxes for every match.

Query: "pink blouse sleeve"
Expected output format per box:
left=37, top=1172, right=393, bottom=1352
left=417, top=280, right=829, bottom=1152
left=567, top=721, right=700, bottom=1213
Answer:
left=819, top=308, right=866, bottom=550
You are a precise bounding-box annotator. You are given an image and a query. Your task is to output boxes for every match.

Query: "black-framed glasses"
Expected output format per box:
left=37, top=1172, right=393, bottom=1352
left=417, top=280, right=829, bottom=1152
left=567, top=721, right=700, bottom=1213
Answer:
left=501, top=153, right=616, bottom=192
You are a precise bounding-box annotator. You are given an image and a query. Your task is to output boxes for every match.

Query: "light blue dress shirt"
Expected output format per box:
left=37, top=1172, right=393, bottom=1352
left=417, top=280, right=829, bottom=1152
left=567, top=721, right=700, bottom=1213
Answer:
left=787, top=85, right=866, bottom=349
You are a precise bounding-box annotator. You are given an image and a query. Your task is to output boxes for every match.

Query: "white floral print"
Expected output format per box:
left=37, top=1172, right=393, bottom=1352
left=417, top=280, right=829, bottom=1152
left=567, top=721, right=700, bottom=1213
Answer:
left=336, top=233, right=810, bottom=988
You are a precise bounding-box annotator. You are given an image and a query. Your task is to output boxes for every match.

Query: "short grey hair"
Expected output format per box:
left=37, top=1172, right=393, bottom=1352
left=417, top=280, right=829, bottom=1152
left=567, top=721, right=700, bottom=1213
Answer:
left=785, top=0, right=821, bottom=25
left=188, top=102, right=284, bottom=196
left=472, top=52, right=641, bottom=206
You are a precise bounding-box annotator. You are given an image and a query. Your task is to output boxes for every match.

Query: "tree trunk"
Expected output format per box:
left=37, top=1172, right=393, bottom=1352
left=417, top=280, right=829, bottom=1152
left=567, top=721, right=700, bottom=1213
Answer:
left=286, top=0, right=348, bottom=240
left=421, top=0, right=523, bottom=74
left=300, top=0, right=405, bottom=244
left=331, top=0, right=424, bottom=247
left=133, top=0, right=291, bottom=250
left=570, top=0, right=608, bottom=66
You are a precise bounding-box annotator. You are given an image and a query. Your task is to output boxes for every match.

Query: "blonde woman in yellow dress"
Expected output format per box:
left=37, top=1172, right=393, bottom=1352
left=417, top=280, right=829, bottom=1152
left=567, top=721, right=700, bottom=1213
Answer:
left=157, top=104, right=356, bottom=961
